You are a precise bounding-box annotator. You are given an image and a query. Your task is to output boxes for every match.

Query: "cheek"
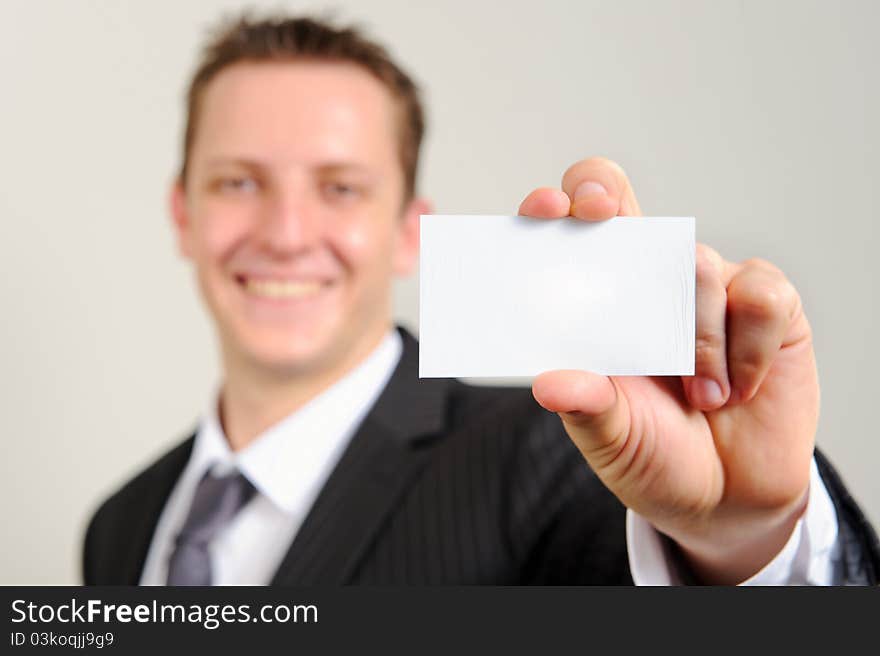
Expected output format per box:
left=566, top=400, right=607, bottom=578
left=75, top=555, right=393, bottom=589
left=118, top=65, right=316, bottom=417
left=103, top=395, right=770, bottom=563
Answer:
left=330, top=218, right=396, bottom=277
left=193, top=209, right=252, bottom=266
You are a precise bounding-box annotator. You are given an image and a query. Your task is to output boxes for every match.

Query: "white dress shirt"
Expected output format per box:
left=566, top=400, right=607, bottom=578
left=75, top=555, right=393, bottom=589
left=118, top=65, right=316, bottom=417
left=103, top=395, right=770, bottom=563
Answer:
left=628, top=457, right=841, bottom=585
left=140, top=331, right=403, bottom=585
left=140, top=329, right=841, bottom=585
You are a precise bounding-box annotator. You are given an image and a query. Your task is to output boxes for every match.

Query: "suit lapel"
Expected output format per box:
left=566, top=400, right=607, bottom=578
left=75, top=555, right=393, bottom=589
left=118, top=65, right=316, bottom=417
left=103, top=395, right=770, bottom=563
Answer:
left=270, top=328, right=450, bottom=585
left=119, top=436, right=195, bottom=584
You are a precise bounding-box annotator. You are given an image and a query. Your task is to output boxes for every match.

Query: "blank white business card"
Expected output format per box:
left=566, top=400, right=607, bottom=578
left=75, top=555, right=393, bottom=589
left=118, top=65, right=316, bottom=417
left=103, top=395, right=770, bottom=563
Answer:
left=418, top=215, right=695, bottom=378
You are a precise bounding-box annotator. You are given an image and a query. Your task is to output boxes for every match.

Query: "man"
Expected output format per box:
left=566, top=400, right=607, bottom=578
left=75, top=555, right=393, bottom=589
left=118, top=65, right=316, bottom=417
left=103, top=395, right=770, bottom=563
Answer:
left=83, top=15, right=878, bottom=585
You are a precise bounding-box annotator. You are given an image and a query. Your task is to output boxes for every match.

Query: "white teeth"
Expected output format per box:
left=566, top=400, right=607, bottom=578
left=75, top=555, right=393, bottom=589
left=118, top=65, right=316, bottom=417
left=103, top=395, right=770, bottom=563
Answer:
left=244, top=279, right=325, bottom=299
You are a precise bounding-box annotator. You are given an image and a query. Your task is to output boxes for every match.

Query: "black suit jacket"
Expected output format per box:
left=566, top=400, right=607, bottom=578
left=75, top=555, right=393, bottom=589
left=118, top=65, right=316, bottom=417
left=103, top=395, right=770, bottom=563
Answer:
left=83, top=329, right=880, bottom=585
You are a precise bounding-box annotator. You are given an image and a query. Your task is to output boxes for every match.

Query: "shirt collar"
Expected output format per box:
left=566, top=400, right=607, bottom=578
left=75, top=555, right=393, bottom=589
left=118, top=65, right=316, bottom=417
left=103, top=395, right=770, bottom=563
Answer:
left=187, top=329, right=403, bottom=515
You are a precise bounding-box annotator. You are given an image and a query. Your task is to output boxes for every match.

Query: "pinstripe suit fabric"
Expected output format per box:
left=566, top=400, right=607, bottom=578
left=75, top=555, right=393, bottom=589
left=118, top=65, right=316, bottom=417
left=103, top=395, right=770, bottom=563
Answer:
left=83, top=329, right=878, bottom=585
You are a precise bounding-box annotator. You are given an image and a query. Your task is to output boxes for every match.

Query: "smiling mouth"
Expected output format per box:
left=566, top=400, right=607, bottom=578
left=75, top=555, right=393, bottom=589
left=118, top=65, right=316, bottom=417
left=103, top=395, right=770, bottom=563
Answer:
left=238, top=276, right=330, bottom=300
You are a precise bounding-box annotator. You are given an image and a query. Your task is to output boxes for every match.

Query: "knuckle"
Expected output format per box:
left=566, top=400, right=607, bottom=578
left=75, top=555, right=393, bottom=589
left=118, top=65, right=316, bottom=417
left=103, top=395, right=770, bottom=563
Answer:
left=562, top=156, right=628, bottom=189
left=741, top=257, right=782, bottom=277
left=562, top=161, right=586, bottom=184
left=595, top=156, right=627, bottom=179
left=694, top=334, right=726, bottom=373
left=729, top=352, right=765, bottom=388
left=695, top=242, right=722, bottom=263
left=729, top=283, right=784, bottom=322
left=695, top=244, right=729, bottom=290
left=781, top=280, right=802, bottom=319
left=695, top=332, right=725, bottom=360
left=695, top=247, right=722, bottom=282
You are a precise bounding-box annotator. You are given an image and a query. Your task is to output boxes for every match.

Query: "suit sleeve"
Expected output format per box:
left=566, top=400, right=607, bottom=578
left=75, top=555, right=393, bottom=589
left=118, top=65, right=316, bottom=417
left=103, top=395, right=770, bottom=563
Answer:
left=503, top=406, right=632, bottom=585
left=81, top=498, right=112, bottom=585
left=502, top=402, right=879, bottom=586
left=814, top=449, right=880, bottom=584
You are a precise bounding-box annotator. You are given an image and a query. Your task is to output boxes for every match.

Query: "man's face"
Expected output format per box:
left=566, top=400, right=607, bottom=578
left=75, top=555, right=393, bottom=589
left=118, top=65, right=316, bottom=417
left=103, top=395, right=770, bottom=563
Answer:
left=172, top=61, right=424, bottom=378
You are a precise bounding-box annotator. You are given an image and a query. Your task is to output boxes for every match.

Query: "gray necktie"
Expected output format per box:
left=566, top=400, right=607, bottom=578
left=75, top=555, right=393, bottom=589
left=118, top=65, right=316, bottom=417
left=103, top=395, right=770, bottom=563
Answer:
left=165, top=469, right=256, bottom=586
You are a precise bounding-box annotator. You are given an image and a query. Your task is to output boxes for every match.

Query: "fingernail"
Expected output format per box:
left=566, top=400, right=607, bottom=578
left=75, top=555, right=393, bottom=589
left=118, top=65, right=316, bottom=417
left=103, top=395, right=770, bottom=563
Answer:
left=694, top=377, right=723, bottom=407
left=573, top=181, right=607, bottom=200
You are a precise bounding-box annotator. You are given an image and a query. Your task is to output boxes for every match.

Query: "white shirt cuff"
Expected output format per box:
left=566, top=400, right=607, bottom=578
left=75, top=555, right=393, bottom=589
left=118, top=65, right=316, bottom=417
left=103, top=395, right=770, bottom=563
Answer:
left=627, top=456, right=840, bottom=585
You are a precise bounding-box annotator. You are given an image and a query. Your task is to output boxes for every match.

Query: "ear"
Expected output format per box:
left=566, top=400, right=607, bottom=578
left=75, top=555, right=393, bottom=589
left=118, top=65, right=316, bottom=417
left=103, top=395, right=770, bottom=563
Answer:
left=169, top=179, right=194, bottom=259
left=393, top=196, right=431, bottom=276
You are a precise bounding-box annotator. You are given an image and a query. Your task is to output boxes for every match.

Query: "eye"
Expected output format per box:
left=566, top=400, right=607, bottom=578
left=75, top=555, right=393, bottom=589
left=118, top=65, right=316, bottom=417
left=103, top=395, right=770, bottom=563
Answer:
left=322, top=181, right=363, bottom=202
left=214, top=176, right=259, bottom=194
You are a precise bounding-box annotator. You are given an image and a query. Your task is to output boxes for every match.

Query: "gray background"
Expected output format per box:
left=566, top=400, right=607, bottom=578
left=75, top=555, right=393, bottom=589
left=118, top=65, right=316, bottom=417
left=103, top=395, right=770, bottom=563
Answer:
left=1, top=0, right=876, bottom=584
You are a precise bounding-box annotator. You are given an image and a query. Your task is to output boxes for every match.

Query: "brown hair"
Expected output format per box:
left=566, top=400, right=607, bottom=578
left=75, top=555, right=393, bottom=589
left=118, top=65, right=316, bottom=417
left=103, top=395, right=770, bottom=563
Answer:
left=180, top=14, right=425, bottom=199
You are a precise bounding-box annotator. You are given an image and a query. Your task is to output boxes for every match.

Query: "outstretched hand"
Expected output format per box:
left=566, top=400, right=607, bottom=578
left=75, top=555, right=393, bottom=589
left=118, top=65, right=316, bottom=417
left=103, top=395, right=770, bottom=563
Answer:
left=525, top=158, right=818, bottom=584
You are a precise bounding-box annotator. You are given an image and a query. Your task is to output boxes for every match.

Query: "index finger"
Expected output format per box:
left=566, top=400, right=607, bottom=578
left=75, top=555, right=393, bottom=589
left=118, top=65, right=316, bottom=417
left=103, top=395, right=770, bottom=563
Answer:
left=562, top=157, right=643, bottom=220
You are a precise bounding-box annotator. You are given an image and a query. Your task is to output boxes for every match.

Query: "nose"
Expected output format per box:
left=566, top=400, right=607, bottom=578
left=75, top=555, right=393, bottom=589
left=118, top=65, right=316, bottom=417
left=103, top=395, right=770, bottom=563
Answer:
left=256, top=186, right=322, bottom=256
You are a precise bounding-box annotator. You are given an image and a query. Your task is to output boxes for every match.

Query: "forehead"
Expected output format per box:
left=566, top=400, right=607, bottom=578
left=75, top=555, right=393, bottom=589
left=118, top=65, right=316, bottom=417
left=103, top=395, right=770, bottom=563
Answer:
left=191, top=60, right=399, bottom=167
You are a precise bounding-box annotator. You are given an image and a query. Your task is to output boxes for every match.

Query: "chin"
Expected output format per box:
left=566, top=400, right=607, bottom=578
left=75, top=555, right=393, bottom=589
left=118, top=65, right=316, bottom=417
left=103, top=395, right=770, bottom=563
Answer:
left=209, top=284, right=388, bottom=380
left=238, top=325, right=344, bottom=376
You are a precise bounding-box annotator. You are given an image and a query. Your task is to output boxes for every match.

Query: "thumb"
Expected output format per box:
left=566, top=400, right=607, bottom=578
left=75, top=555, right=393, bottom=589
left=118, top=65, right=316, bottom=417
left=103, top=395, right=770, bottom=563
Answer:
left=532, top=370, right=631, bottom=472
